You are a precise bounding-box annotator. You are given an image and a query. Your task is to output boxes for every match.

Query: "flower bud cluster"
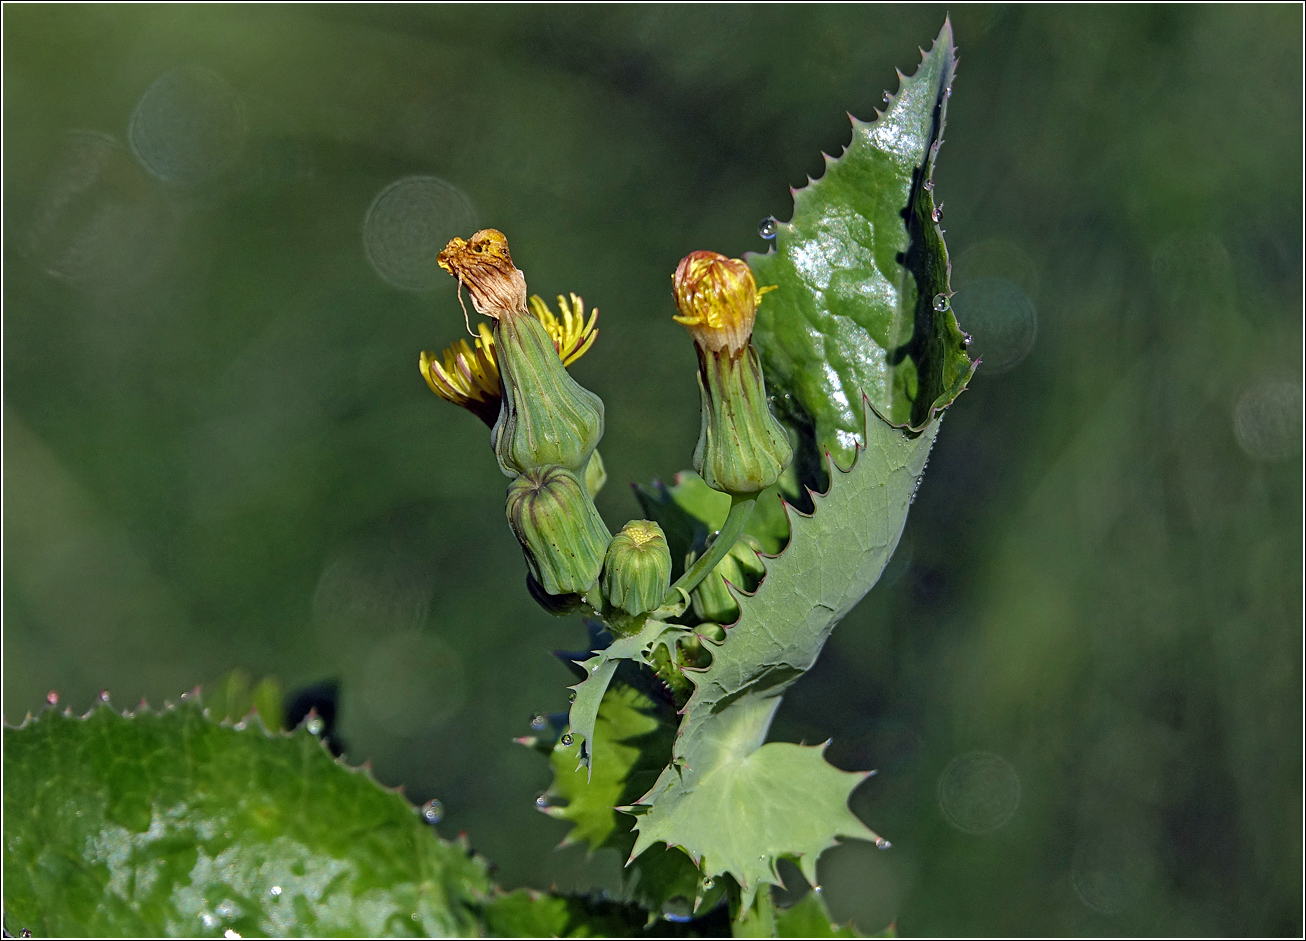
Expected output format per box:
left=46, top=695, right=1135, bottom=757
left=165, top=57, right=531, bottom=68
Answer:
left=438, top=230, right=611, bottom=602
left=425, top=232, right=794, bottom=623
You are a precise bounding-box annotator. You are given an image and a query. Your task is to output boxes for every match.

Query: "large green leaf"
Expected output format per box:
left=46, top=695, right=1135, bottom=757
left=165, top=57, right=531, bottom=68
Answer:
left=2, top=700, right=492, bottom=937
left=529, top=677, right=714, bottom=917
left=749, top=18, right=973, bottom=464
left=628, top=399, right=938, bottom=906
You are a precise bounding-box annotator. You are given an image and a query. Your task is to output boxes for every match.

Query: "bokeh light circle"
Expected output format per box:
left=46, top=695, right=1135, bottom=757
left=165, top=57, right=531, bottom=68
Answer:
left=1071, top=832, right=1154, bottom=914
left=129, top=67, right=247, bottom=183
left=1233, top=380, right=1303, bottom=462
left=937, top=751, right=1021, bottom=834
left=363, top=175, right=478, bottom=291
left=949, top=277, right=1038, bottom=374
left=24, top=130, right=176, bottom=288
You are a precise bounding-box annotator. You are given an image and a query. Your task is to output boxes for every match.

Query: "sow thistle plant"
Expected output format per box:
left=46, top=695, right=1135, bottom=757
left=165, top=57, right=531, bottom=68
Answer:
left=2, top=20, right=975, bottom=938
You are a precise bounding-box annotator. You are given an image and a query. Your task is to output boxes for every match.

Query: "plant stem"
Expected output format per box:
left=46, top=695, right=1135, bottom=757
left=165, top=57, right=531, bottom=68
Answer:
left=664, top=494, right=755, bottom=603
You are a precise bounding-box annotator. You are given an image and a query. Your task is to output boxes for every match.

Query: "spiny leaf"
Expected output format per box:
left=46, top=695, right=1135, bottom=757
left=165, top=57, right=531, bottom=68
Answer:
left=629, top=398, right=938, bottom=906
left=565, top=618, right=689, bottom=774
left=750, top=18, right=973, bottom=466
left=204, top=668, right=284, bottom=732
left=2, top=699, right=491, bottom=937
left=544, top=681, right=677, bottom=851
left=733, top=888, right=858, bottom=938
left=541, top=678, right=713, bottom=916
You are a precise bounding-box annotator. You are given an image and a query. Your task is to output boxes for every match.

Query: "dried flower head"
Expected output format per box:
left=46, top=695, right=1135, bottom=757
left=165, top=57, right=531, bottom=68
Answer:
left=437, top=228, right=528, bottom=319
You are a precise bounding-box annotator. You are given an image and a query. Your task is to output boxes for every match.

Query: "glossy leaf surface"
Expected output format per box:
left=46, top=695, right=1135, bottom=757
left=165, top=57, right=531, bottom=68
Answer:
left=750, top=19, right=973, bottom=464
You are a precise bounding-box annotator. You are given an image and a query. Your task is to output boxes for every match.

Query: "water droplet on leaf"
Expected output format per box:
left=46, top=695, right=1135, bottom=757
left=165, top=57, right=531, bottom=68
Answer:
left=529, top=713, right=547, bottom=731
left=876, top=837, right=892, bottom=850
left=702, top=877, right=714, bottom=890
left=422, top=799, right=444, bottom=824
left=923, top=179, right=934, bottom=191
left=758, top=217, right=778, bottom=240
left=304, top=715, right=325, bottom=736
left=270, top=886, right=282, bottom=897
left=933, top=293, right=950, bottom=312
left=98, top=690, right=110, bottom=703
left=568, top=690, right=577, bottom=703
left=561, top=733, right=574, bottom=747
left=46, top=691, right=59, bottom=706
left=535, top=793, right=551, bottom=808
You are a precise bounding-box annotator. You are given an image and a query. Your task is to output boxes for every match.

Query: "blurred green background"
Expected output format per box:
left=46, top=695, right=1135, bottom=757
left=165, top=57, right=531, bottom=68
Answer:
left=4, top=4, right=1301, bottom=935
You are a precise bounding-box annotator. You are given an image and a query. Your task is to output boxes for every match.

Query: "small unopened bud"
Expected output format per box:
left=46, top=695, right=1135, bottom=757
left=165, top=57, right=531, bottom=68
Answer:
left=506, top=465, right=610, bottom=597
left=584, top=449, right=608, bottom=498
left=602, top=520, right=672, bottom=618
left=690, top=534, right=766, bottom=624
left=673, top=251, right=792, bottom=494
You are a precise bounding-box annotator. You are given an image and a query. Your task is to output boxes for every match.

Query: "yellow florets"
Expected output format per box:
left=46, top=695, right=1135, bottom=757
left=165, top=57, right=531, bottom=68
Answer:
left=672, top=251, right=776, bottom=356
left=420, top=294, right=600, bottom=424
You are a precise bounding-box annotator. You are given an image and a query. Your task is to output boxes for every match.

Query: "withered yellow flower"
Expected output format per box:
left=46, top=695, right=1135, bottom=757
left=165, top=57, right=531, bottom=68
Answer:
left=436, top=228, right=528, bottom=319
left=672, top=250, right=777, bottom=356
left=420, top=294, right=600, bottom=425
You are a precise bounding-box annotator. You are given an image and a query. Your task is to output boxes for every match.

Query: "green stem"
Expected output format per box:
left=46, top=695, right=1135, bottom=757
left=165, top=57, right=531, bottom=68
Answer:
left=664, top=494, right=755, bottom=603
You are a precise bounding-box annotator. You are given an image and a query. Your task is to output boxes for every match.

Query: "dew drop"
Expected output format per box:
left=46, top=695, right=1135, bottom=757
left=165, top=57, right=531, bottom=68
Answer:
left=98, top=690, right=110, bottom=703
left=702, top=877, right=715, bottom=890
left=535, top=793, right=551, bottom=809
left=270, top=885, right=282, bottom=897
left=21, top=931, right=33, bottom=938
left=933, top=293, right=950, bottom=312
left=568, top=690, right=577, bottom=704
left=923, top=179, right=934, bottom=191
left=304, top=715, right=325, bottom=736
left=411, top=913, right=420, bottom=921
left=931, top=207, right=940, bottom=223
left=560, top=733, right=574, bottom=747
left=758, top=217, right=778, bottom=240
left=46, top=690, right=59, bottom=706
left=422, top=799, right=445, bottom=825
left=812, top=884, right=823, bottom=894
left=529, top=713, right=547, bottom=731
left=875, top=837, right=892, bottom=850
left=224, top=930, right=242, bottom=939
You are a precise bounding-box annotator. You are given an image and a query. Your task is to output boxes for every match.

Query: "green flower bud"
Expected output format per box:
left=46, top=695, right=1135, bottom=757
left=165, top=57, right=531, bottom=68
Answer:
left=494, top=310, right=604, bottom=477
left=692, top=344, right=793, bottom=495
left=690, top=534, right=766, bottom=624
left=602, top=520, right=672, bottom=618
left=672, top=251, right=792, bottom=495
left=506, top=465, right=610, bottom=597
left=435, top=229, right=604, bottom=477
left=584, top=449, right=608, bottom=498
